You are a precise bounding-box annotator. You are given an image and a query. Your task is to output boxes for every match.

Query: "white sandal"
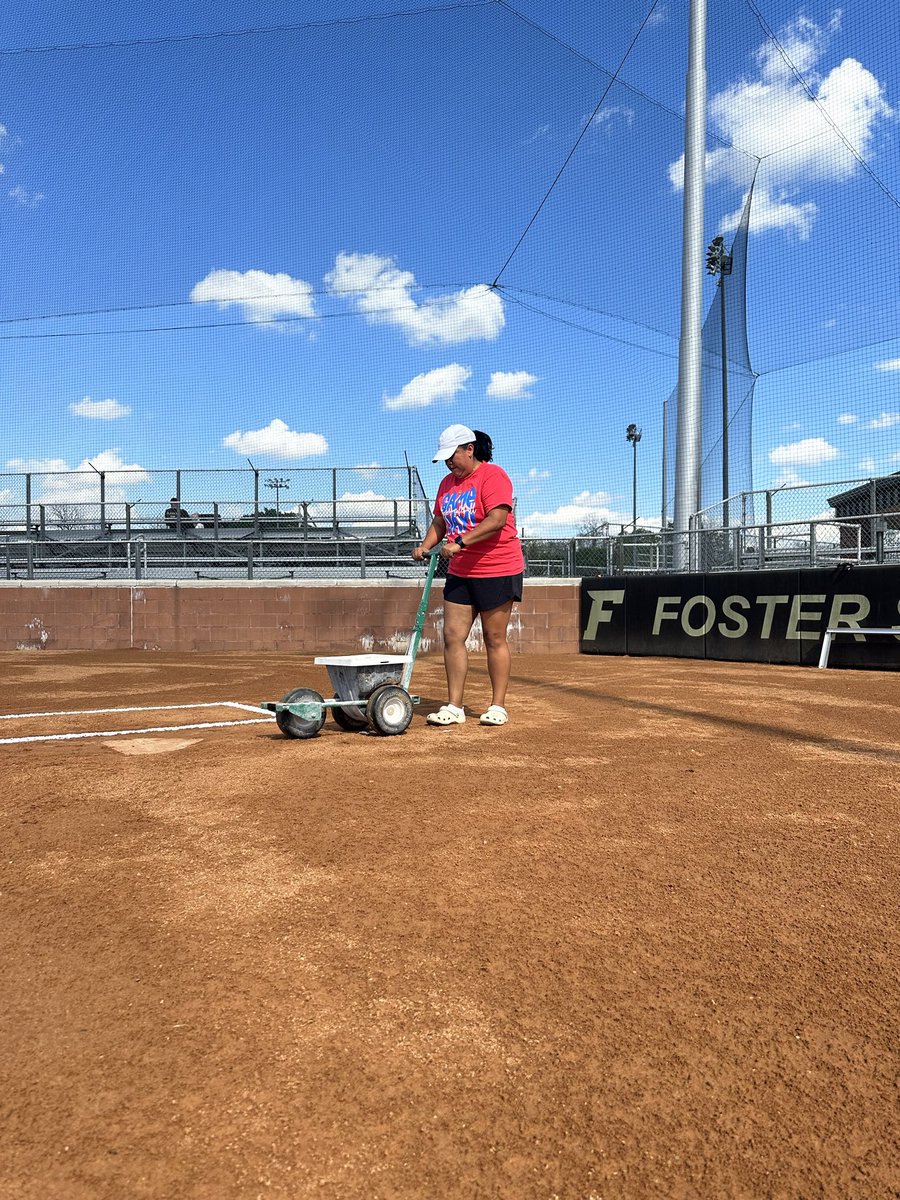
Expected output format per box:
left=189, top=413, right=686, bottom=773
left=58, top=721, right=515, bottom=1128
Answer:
left=427, top=704, right=466, bottom=726
left=480, top=705, right=508, bottom=726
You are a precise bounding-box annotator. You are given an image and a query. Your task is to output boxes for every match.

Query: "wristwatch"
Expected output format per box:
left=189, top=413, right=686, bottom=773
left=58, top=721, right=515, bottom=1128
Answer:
left=454, top=535, right=466, bottom=549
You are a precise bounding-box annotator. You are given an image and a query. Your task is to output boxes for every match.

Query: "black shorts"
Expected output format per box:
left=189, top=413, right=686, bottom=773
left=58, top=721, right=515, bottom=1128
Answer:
left=444, top=572, right=523, bottom=612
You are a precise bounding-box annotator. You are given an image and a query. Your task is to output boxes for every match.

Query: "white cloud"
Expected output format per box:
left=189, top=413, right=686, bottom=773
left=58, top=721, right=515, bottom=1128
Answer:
left=6, top=450, right=149, bottom=504
left=354, top=462, right=381, bottom=480
left=857, top=457, right=877, bottom=473
left=190, top=268, right=317, bottom=324
left=384, top=364, right=471, bottom=412
left=69, top=396, right=131, bottom=420
left=325, top=252, right=504, bottom=345
left=870, top=412, right=900, bottom=429
left=586, top=105, right=635, bottom=133
left=7, top=456, right=69, bottom=473
left=519, top=489, right=636, bottom=537
left=645, top=3, right=668, bottom=28
left=719, top=188, right=818, bottom=240
left=769, top=436, right=839, bottom=466
left=771, top=469, right=810, bottom=488
left=306, top=490, right=399, bottom=524
left=9, top=185, right=43, bottom=208
left=837, top=412, right=857, bottom=424
left=486, top=370, right=538, bottom=400
left=223, top=418, right=328, bottom=459
left=523, top=123, right=551, bottom=145
left=669, top=12, right=892, bottom=239
left=875, top=358, right=900, bottom=371
left=528, top=468, right=550, bottom=480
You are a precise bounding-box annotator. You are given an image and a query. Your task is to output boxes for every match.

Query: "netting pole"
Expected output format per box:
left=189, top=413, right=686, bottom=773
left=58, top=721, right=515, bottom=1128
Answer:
left=720, top=276, right=729, bottom=527
left=673, top=0, right=708, bottom=571
left=661, top=397, right=668, bottom=533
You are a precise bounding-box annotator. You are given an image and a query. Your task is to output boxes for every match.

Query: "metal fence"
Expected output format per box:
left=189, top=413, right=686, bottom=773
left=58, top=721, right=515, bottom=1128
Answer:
left=0, top=465, right=431, bottom=541
left=1, top=469, right=898, bottom=580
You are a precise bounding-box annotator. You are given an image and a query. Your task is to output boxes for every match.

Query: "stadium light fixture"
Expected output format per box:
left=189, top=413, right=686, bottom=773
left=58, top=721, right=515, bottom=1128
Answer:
left=706, top=234, right=733, bottom=526
left=626, top=423, right=642, bottom=533
left=265, top=476, right=291, bottom=516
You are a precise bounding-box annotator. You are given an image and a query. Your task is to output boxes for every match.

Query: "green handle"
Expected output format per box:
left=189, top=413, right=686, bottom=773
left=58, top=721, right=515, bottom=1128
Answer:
left=402, top=549, right=441, bottom=691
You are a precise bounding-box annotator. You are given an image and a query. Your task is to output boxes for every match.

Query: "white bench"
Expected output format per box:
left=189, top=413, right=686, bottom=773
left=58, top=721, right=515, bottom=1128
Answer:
left=817, top=626, right=900, bottom=669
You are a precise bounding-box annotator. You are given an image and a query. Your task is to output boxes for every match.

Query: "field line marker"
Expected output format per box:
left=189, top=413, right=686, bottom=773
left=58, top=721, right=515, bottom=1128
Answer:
left=0, top=717, right=274, bottom=746
left=0, top=701, right=270, bottom=721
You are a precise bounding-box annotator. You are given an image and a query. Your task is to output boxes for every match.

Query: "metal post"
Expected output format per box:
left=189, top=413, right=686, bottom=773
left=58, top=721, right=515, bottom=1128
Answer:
left=765, top=490, right=773, bottom=556
left=360, top=540, right=367, bottom=580
left=39, top=505, right=46, bottom=538
left=332, top=468, right=338, bottom=535
left=809, top=522, right=816, bottom=568
left=125, top=504, right=132, bottom=540
left=661, top=396, right=668, bottom=533
left=672, top=0, right=708, bottom=570
left=25, top=473, right=32, bottom=535
left=869, top=478, right=877, bottom=553
left=26, top=542, right=34, bottom=580
left=720, top=274, right=729, bottom=528
left=175, top=468, right=183, bottom=535
left=875, top=519, right=885, bottom=564
left=247, top=542, right=254, bottom=580
left=213, top=502, right=220, bottom=538
left=99, top=472, right=106, bottom=533
left=393, top=500, right=399, bottom=539
left=632, top=440, right=638, bottom=531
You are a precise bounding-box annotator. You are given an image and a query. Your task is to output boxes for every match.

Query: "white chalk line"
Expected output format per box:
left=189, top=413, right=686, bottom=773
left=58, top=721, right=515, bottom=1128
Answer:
left=0, top=701, right=270, bottom=720
left=0, top=717, right=274, bottom=746
left=0, top=700, right=275, bottom=746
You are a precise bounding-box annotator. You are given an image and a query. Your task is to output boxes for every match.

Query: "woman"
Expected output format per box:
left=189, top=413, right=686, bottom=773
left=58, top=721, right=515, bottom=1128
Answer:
left=412, top=423, right=524, bottom=727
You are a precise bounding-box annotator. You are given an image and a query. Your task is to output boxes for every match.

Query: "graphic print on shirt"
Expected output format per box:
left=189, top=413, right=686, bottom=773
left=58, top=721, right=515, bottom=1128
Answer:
left=440, top=485, right=477, bottom=538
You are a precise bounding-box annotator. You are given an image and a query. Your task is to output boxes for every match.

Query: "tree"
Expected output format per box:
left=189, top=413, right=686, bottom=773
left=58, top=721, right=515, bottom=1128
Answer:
left=577, top=517, right=609, bottom=539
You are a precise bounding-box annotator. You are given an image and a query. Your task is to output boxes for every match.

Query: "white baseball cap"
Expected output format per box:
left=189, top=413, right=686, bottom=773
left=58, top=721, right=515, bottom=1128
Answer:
left=432, top=423, right=476, bottom=463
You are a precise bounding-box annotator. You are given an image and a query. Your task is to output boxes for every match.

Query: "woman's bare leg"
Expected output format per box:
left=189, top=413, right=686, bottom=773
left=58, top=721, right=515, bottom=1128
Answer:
left=443, top=600, right=477, bottom=708
left=480, top=600, right=514, bottom=708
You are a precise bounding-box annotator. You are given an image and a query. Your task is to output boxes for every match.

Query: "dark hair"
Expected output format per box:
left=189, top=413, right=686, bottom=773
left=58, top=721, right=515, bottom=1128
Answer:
left=472, top=429, right=493, bottom=462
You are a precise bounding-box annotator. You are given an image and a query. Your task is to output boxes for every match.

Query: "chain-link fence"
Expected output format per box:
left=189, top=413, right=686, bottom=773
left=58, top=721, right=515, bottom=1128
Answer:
left=0, top=465, right=431, bottom=540
left=2, top=469, right=898, bottom=580
left=689, top=474, right=900, bottom=571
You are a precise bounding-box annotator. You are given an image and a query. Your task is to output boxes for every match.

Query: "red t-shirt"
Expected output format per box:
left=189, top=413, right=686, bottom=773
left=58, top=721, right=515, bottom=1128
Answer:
left=435, top=463, right=524, bottom=578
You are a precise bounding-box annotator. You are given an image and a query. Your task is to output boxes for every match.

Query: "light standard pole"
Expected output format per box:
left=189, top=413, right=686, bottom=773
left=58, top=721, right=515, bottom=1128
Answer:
left=626, top=423, right=642, bottom=533
left=265, top=476, right=291, bottom=516
left=706, top=234, right=733, bottom=527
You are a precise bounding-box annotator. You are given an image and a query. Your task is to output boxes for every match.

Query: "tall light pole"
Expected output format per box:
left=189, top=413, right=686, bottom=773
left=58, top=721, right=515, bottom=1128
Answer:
left=673, top=0, right=708, bottom=570
left=265, top=476, right=291, bottom=516
left=626, top=423, right=642, bottom=532
left=706, top=234, right=733, bottom=527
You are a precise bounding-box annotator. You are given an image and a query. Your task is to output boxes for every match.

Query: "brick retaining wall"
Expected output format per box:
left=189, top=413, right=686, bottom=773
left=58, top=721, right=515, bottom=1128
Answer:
left=0, top=580, right=580, bottom=654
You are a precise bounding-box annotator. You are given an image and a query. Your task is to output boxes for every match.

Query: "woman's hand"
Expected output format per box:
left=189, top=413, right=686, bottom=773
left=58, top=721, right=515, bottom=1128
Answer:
left=412, top=544, right=428, bottom=561
left=439, top=541, right=461, bottom=561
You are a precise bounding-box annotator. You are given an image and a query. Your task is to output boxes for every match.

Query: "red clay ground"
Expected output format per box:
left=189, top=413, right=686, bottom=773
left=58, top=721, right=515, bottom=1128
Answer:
left=1, top=650, right=897, bottom=1199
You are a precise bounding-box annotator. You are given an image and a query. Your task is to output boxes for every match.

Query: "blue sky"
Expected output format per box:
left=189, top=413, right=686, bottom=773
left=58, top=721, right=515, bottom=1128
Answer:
left=1, top=0, right=899, bottom=532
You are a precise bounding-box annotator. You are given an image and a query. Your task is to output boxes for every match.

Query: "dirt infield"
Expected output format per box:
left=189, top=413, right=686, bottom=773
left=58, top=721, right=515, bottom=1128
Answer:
left=2, top=650, right=897, bottom=1199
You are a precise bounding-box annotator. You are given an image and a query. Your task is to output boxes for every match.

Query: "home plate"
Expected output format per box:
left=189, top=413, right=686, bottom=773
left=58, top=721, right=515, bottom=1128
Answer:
left=104, top=737, right=203, bottom=755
